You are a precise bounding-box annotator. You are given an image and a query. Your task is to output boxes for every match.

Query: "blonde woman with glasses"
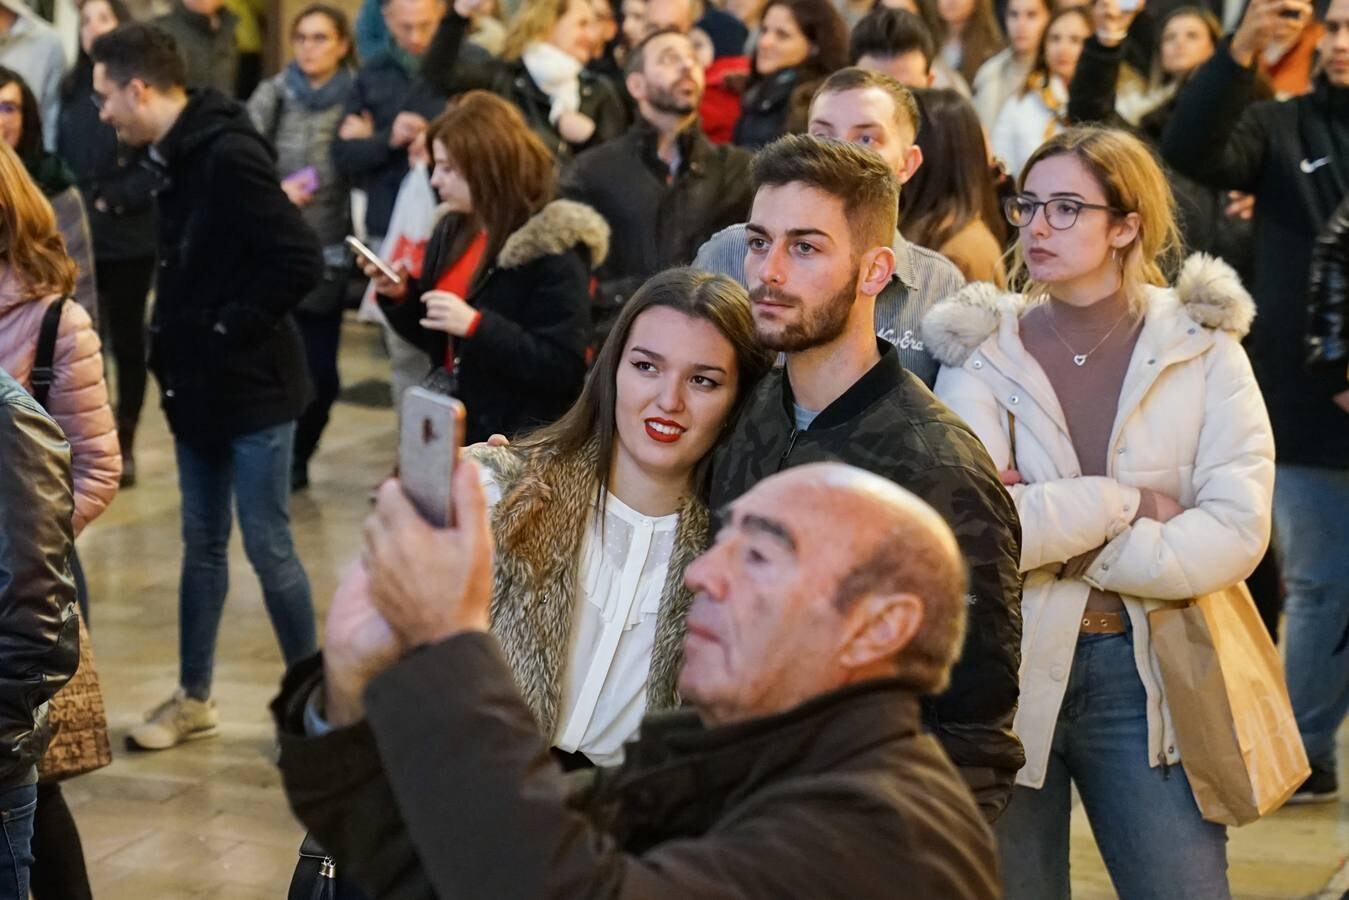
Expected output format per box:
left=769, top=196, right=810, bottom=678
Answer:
left=923, top=125, right=1274, bottom=899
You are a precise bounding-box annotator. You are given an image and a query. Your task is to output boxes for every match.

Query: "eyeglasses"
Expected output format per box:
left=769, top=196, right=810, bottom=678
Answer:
left=1003, top=195, right=1123, bottom=231
left=0, top=102, right=19, bottom=116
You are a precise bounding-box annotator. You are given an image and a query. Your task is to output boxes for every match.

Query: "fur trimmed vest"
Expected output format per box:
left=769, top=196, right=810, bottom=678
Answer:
left=470, top=441, right=710, bottom=737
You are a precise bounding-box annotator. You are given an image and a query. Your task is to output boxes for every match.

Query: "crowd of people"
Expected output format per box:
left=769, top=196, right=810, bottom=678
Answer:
left=0, top=0, right=1346, bottom=895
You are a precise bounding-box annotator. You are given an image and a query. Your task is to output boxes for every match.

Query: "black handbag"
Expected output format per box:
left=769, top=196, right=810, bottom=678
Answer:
left=288, top=833, right=371, bottom=900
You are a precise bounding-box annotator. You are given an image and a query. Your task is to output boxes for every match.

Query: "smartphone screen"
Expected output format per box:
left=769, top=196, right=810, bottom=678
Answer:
left=399, top=387, right=465, bottom=527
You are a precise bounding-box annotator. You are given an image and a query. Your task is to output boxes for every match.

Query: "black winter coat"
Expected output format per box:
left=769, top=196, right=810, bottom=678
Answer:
left=709, top=342, right=1025, bottom=822
left=1067, top=37, right=1257, bottom=285
left=732, top=67, right=821, bottom=150
left=561, top=120, right=753, bottom=346
left=1307, top=193, right=1349, bottom=376
left=379, top=199, right=608, bottom=443
left=57, top=62, right=157, bottom=262
left=1161, top=43, right=1349, bottom=469
left=274, top=638, right=1000, bottom=899
left=423, top=12, right=628, bottom=164
left=0, top=370, right=79, bottom=791
left=331, top=53, right=452, bottom=237
left=147, top=90, right=321, bottom=446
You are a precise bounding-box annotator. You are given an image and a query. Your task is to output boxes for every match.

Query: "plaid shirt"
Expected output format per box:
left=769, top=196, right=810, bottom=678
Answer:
left=692, top=224, right=966, bottom=387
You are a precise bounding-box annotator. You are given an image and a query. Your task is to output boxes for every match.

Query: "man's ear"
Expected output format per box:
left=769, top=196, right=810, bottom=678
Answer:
left=626, top=70, right=646, bottom=102
left=857, top=244, right=896, bottom=299
left=897, top=143, right=923, bottom=185
left=838, top=592, right=923, bottom=671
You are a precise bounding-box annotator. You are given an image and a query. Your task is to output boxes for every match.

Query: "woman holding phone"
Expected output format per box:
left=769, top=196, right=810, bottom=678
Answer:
left=362, top=91, right=605, bottom=444
left=247, top=3, right=356, bottom=490
left=469, top=267, right=771, bottom=767
left=922, top=126, right=1274, bottom=898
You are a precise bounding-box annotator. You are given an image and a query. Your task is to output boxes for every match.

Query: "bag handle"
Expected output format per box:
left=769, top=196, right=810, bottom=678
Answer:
left=31, top=296, right=66, bottom=409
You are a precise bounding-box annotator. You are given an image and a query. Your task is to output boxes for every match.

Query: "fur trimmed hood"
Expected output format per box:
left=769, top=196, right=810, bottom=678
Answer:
left=922, top=253, right=1256, bottom=368
left=498, top=199, right=610, bottom=270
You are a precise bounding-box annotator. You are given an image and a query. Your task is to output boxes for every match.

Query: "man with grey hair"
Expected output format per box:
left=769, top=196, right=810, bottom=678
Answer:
left=272, top=460, right=999, bottom=899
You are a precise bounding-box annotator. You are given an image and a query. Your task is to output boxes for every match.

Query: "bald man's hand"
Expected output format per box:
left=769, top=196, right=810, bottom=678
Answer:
left=362, top=461, right=495, bottom=648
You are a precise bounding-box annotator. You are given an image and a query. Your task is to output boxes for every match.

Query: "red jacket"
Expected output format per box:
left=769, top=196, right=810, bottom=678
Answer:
left=699, top=56, right=749, bottom=145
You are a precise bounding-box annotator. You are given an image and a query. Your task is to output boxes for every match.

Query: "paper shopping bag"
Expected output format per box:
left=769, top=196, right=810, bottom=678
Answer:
left=1149, top=583, right=1309, bottom=826
left=357, top=162, right=438, bottom=323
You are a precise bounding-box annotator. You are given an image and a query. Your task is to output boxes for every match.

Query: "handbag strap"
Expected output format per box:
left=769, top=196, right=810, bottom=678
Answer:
left=1006, top=408, right=1018, bottom=471
left=31, top=296, right=66, bottom=408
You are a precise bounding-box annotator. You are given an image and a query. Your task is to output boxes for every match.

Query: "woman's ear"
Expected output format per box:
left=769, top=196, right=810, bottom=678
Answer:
left=1111, top=210, right=1142, bottom=249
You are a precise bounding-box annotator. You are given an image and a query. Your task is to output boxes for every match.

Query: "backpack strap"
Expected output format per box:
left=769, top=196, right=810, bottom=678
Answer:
left=32, top=296, right=66, bottom=408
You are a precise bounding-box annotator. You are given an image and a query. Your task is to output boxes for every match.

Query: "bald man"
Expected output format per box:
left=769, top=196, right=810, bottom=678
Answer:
left=274, top=461, right=999, bottom=899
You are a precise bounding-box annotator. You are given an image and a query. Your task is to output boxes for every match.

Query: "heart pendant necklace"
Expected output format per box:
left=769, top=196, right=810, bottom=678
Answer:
left=1046, top=305, right=1132, bottom=367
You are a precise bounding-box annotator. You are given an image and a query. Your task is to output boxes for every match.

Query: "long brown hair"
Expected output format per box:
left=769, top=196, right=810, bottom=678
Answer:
left=903, top=88, right=1006, bottom=257
left=0, top=143, right=75, bottom=300
left=425, top=91, right=556, bottom=288
left=754, top=0, right=850, bottom=84
left=933, top=0, right=1004, bottom=85
left=1024, top=5, right=1089, bottom=94
left=515, top=267, right=773, bottom=506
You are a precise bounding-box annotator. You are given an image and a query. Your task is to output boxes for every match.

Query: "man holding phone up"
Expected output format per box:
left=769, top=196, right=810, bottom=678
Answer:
left=1161, top=0, right=1349, bottom=804
left=89, top=24, right=324, bottom=750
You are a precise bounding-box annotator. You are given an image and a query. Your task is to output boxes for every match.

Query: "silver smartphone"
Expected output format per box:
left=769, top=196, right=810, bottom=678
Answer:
left=399, top=387, right=465, bottom=527
left=345, top=235, right=402, bottom=285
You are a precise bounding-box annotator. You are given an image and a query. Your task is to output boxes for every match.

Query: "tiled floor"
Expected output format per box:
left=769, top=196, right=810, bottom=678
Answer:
left=68, top=318, right=1349, bottom=897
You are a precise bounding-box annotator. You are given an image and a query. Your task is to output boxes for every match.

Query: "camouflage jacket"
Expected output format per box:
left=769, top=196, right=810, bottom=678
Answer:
left=710, top=341, right=1025, bottom=822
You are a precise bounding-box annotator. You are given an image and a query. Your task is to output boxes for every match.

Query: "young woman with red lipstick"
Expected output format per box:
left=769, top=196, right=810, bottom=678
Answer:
left=468, top=267, right=772, bottom=769
left=923, top=126, right=1274, bottom=898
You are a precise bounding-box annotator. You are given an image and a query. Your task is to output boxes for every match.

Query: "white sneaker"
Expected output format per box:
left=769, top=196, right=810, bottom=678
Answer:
left=127, top=689, right=218, bottom=750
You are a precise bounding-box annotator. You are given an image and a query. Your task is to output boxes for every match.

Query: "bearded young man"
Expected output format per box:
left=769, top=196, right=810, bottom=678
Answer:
left=562, top=28, right=753, bottom=346
left=708, top=134, right=1024, bottom=822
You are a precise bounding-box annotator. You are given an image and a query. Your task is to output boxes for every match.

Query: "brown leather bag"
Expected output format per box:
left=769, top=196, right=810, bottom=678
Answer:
left=38, top=614, right=111, bottom=782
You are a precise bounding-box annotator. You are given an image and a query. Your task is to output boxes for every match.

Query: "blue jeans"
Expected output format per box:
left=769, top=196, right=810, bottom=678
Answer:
left=176, top=423, right=317, bottom=699
left=996, top=626, right=1229, bottom=900
left=0, top=783, right=36, bottom=900
left=1276, top=463, right=1349, bottom=774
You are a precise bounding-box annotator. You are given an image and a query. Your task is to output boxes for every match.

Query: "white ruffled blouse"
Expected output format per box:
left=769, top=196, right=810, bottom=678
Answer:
left=480, top=466, right=678, bottom=765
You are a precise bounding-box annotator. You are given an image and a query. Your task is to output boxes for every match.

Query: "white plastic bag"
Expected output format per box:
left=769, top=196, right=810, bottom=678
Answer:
left=357, top=162, right=439, bottom=323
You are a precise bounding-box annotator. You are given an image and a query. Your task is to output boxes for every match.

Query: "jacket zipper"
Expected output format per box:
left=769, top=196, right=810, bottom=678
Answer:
left=777, top=428, right=799, bottom=472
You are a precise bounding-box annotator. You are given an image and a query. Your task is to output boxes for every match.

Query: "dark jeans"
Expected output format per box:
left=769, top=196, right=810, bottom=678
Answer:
left=293, top=310, right=343, bottom=472
left=29, top=783, right=89, bottom=900
left=94, top=256, right=155, bottom=429
left=176, top=423, right=317, bottom=699
left=0, top=783, right=37, bottom=900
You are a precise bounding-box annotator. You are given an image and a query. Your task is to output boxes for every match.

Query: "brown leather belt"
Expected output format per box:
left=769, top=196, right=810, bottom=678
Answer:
left=1080, top=612, right=1127, bottom=635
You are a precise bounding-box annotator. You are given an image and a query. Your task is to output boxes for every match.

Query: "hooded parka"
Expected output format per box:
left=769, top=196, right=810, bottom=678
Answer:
left=923, top=254, right=1276, bottom=787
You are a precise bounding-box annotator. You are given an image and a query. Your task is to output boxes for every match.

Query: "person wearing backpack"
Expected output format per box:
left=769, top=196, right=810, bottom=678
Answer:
left=248, top=3, right=357, bottom=490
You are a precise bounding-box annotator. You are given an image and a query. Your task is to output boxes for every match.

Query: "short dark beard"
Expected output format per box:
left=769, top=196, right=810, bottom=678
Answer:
left=749, top=278, right=857, bottom=353
left=644, top=81, right=700, bottom=117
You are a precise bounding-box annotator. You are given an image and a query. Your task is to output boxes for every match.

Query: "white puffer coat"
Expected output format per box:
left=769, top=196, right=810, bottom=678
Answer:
left=922, top=255, right=1276, bottom=789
